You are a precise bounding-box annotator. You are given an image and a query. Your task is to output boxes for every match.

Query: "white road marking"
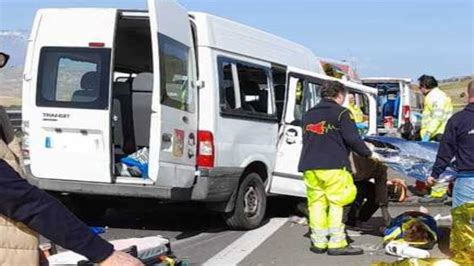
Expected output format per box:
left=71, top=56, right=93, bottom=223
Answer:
left=203, top=218, right=288, bottom=266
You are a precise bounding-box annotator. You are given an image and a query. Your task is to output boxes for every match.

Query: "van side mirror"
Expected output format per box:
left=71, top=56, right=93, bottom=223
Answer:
left=0, top=52, right=10, bottom=68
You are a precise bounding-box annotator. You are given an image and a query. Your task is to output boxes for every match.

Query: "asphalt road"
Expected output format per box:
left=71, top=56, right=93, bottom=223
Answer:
left=57, top=193, right=453, bottom=266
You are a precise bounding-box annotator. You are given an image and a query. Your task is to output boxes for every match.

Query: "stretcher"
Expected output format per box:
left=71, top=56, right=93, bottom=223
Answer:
left=47, top=236, right=187, bottom=266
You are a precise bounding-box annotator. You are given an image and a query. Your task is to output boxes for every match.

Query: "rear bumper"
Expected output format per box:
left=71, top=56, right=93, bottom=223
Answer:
left=24, top=166, right=241, bottom=202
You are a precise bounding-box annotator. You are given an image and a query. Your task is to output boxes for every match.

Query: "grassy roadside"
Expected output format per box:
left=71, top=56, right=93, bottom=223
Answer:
left=439, top=77, right=472, bottom=112
left=0, top=96, right=21, bottom=108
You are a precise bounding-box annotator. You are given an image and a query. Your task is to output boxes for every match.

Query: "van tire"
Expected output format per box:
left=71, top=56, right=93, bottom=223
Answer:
left=224, top=172, right=266, bottom=230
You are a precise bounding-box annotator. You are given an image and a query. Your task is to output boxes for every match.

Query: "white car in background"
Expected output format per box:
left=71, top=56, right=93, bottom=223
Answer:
left=362, top=77, right=423, bottom=138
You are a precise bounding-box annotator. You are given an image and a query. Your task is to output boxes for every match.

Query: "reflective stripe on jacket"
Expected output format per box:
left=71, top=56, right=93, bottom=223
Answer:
left=421, top=87, right=453, bottom=138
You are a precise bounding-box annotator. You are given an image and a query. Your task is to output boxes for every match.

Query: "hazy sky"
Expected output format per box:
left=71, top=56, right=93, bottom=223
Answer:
left=0, top=0, right=472, bottom=79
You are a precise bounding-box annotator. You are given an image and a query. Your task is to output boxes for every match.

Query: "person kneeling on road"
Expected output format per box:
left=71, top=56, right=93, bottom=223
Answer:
left=345, top=149, right=391, bottom=229
left=298, top=80, right=380, bottom=256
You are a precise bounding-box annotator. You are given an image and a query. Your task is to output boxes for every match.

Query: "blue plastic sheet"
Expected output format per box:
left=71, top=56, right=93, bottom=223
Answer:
left=364, top=136, right=456, bottom=182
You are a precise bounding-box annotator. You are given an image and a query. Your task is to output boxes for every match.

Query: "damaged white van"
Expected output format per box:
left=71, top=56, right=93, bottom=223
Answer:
left=22, top=0, right=376, bottom=229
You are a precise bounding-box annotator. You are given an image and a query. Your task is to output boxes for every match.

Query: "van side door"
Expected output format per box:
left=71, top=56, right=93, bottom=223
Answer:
left=147, top=0, right=198, bottom=187
left=270, top=74, right=324, bottom=197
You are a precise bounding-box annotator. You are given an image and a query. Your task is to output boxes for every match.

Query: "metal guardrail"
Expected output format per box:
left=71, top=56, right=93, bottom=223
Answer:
left=6, top=109, right=22, bottom=132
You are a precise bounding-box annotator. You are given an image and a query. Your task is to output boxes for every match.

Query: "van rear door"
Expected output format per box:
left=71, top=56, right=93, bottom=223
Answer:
left=147, top=0, right=198, bottom=186
left=28, top=9, right=116, bottom=183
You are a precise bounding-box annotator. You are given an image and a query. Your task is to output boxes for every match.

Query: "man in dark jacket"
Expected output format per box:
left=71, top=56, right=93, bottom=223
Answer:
left=298, top=80, right=379, bottom=256
left=427, top=81, right=474, bottom=207
left=426, top=81, right=474, bottom=263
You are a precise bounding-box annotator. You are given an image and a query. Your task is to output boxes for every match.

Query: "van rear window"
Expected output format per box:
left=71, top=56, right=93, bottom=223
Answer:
left=36, top=47, right=111, bottom=109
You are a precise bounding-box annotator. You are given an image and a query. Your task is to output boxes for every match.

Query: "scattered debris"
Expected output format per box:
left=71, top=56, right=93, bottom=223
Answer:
left=433, top=214, right=452, bottom=222
left=288, top=215, right=308, bottom=225
left=385, top=240, right=430, bottom=259
left=372, top=258, right=459, bottom=266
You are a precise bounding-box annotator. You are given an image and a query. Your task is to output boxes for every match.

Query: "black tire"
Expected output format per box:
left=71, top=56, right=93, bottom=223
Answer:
left=224, top=172, right=267, bottom=230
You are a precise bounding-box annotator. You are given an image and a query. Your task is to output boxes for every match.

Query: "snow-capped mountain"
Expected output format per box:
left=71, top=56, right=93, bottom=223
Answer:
left=0, top=30, right=29, bottom=67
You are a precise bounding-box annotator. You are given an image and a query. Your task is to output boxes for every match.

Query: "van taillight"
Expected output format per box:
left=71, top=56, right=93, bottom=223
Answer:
left=402, top=105, right=411, bottom=123
left=197, top=130, right=214, bottom=168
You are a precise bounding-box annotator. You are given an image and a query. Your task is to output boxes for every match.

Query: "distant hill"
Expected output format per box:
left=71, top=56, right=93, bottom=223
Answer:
left=439, top=75, right=472, bottom=84
left=0, top=30, right=29, bottom=67
left=0, top=66, right=23, bottom=107
left=439, top=74, right=473, bottom=112
left=0, top=30, right=28, bottom=107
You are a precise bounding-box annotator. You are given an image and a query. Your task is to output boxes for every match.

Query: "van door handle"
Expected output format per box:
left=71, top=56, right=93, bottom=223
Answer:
left=182, top=116, right=189, bottom=124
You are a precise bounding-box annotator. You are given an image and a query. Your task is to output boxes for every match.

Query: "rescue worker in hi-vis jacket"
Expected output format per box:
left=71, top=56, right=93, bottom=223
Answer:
left=418, top=75, right=453, bottom=142
left=298, top=80, right=380, bottom=256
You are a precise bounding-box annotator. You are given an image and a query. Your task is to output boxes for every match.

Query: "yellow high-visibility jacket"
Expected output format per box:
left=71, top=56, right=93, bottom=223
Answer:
left=347, top=103, right=364, bottom=123
left=421, top=87, right=453, bottom=138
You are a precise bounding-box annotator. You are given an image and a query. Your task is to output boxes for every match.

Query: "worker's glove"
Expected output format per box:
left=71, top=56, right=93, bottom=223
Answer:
left=421, top=133, right=431, bottom=142
left=356, top=122, right=367, bottom=129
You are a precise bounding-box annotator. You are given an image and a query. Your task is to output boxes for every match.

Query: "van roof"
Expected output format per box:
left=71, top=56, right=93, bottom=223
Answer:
left=361, top=77, right=412, bottom=83
left=189, top=12, right=323, bottom=73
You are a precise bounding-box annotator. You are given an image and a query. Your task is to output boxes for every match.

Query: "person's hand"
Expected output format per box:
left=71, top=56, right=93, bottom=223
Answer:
left=426, top=176, right=436, bottom=187
left=99, top=251, right=143, bottom=266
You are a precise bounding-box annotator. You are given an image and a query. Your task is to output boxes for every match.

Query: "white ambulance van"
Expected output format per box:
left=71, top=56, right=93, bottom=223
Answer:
left=22, top=0, right=376, bottom=229
left=361, top=77, right=423, bottom=137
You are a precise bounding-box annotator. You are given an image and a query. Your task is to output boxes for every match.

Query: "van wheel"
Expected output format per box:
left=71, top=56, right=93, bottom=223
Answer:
left=224, top=172, right=267, bottom=230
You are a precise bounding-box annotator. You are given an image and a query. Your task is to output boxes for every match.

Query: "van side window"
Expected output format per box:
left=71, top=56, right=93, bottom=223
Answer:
left=236, top=63, right=270, bottom=114
left=347, top=90, right=370, bottom=135
left=218, top=57, right=275, bottom=120
left=221, top=62, right=236, bottom=110
left=36, top=47, right=111, bottom=109
left=272, top=67, right=287, bottom=122
left=159, top=34, right=194, bottom=113
left=294, top=81, right=321, bottom=122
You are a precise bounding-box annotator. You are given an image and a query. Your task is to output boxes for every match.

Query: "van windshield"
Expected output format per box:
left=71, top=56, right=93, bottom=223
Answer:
left=37, top=47, right=111, bottom=109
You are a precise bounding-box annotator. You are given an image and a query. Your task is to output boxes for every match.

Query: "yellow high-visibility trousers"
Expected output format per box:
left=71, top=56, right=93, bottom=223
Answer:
left=304, top=169, right=357, bottom=249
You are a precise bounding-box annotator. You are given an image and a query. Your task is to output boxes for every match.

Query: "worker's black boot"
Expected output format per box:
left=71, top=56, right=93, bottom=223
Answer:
left=327, top=245, right=364, bottom=256
left=381, top=205, right=392, bottom=226
left=310, top=246, right=327, bottom=254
